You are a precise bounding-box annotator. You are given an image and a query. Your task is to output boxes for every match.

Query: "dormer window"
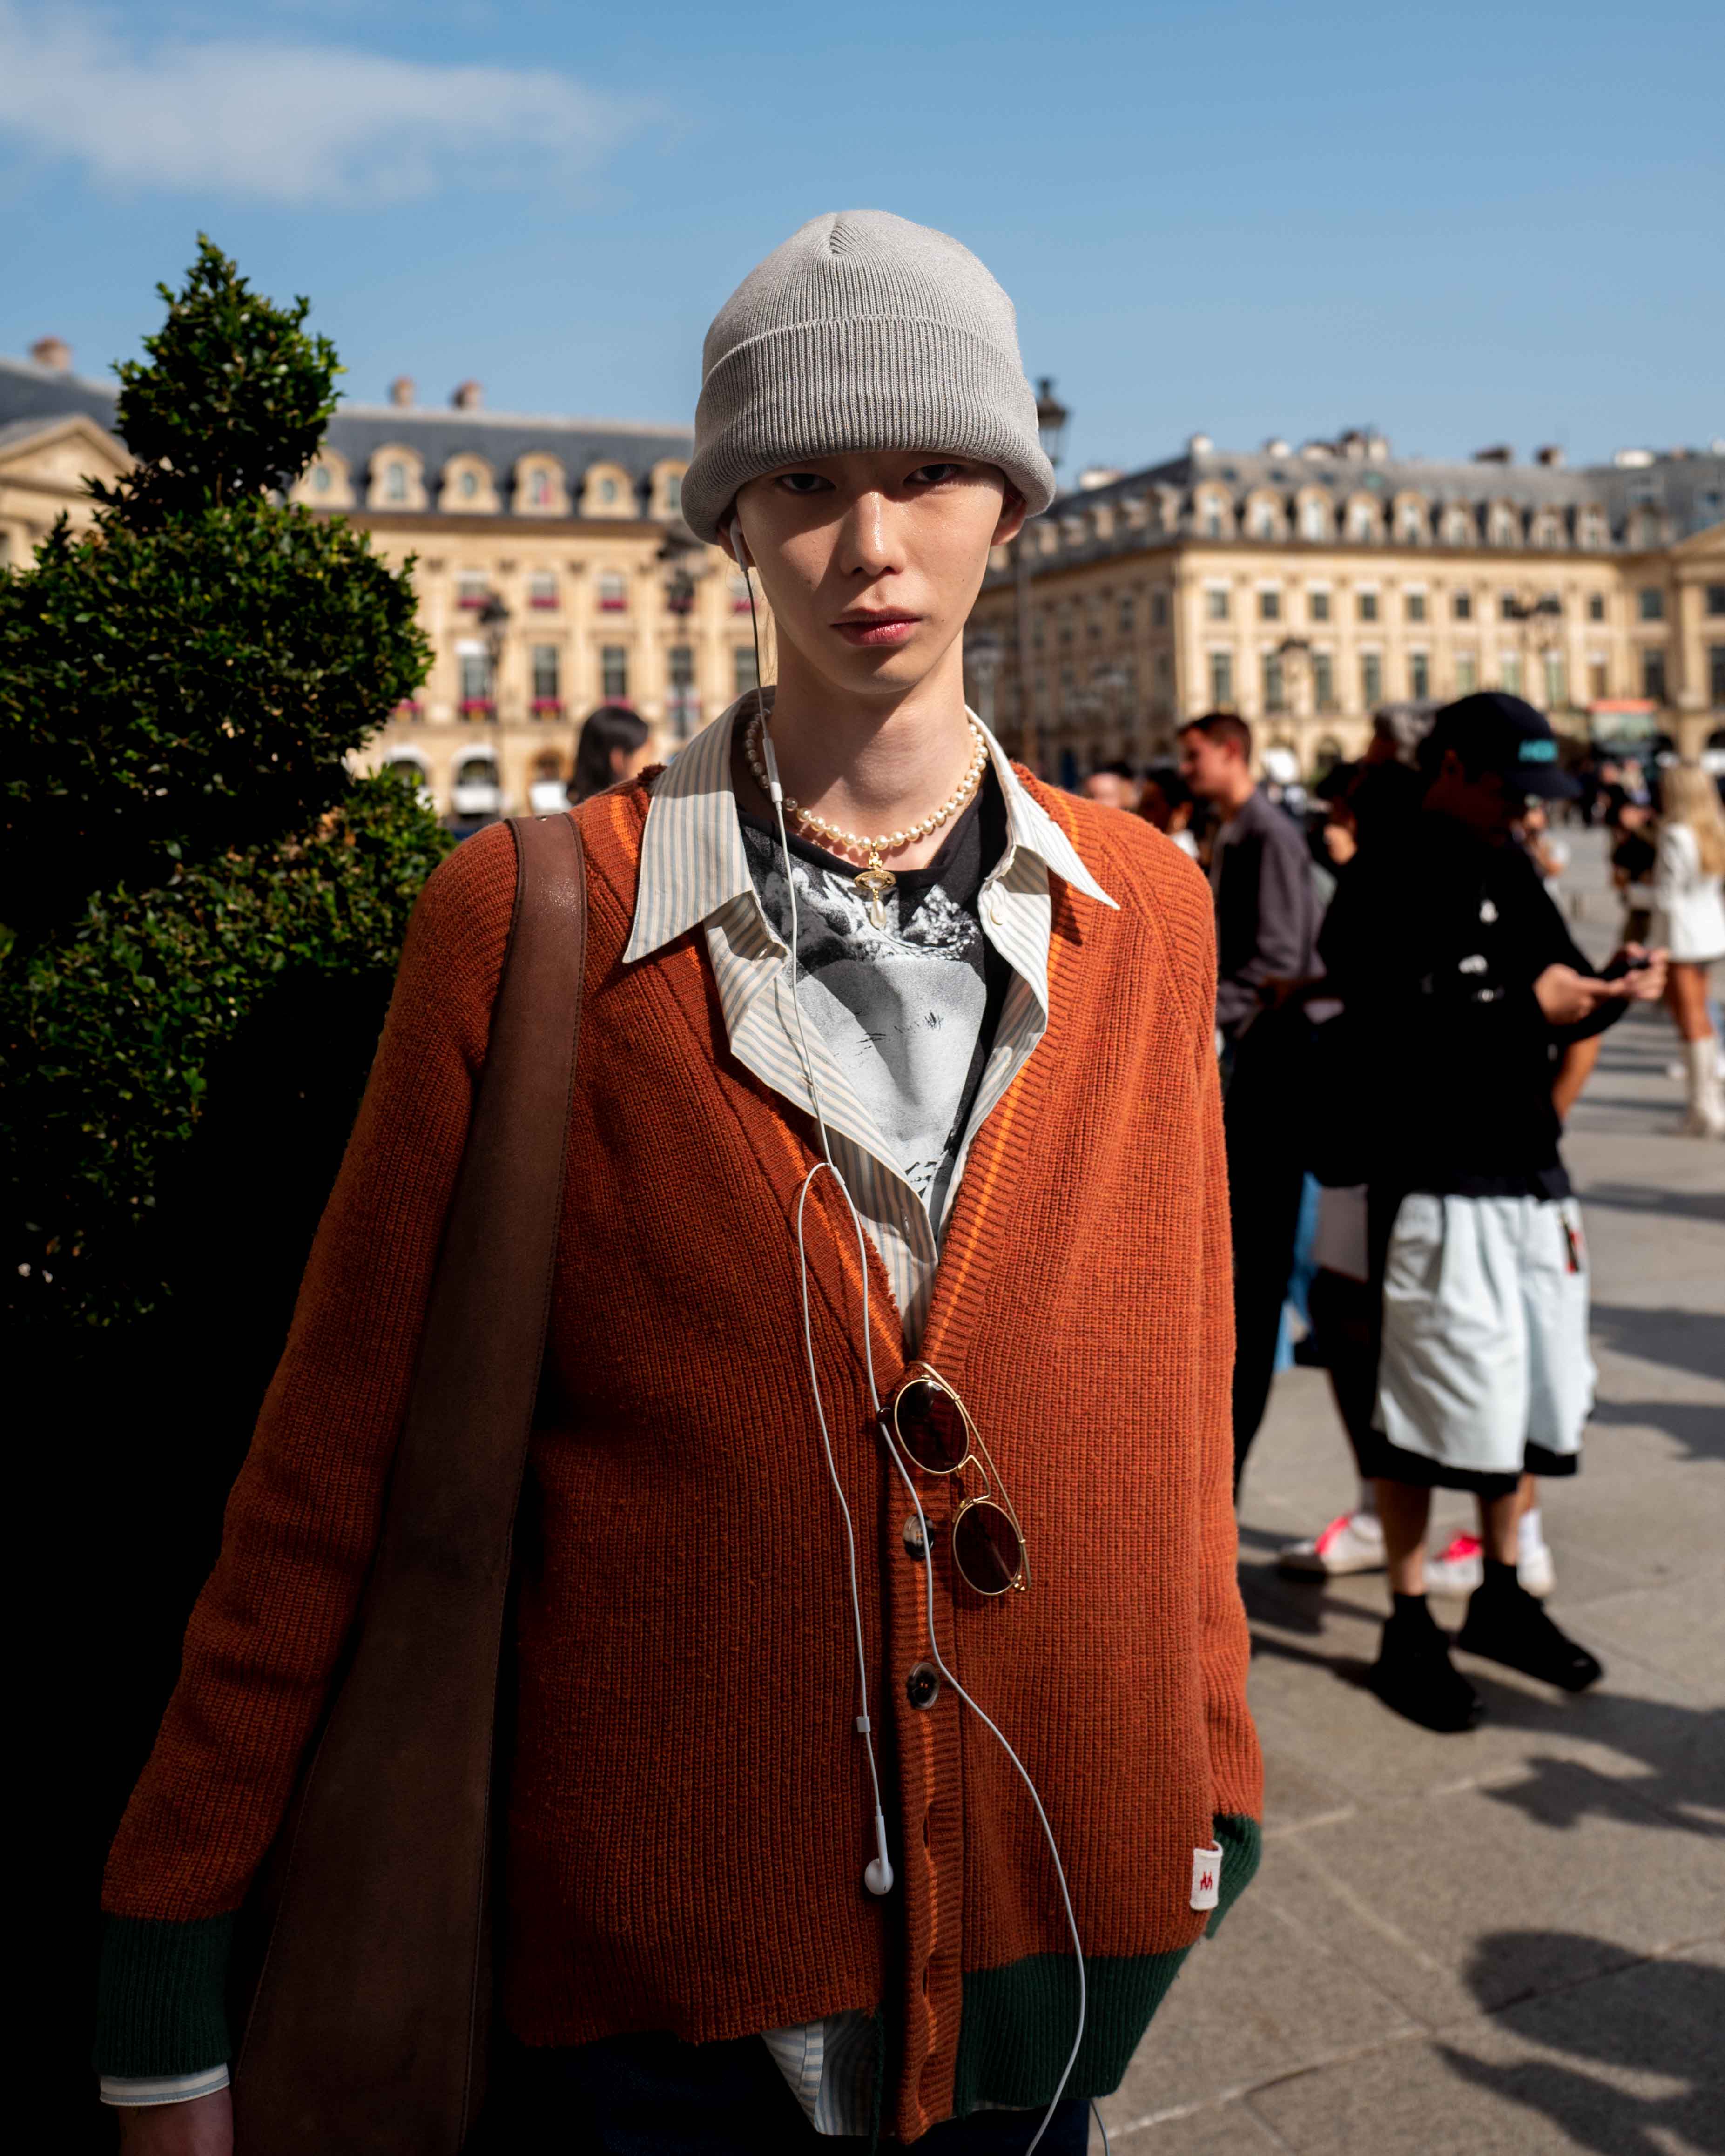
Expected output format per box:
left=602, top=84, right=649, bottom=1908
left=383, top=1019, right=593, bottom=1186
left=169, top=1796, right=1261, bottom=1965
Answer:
left=528, top=469, right=553, bottom=509
left=310, top=465, right=332, bottom=495
left=459, top=470, right=479, bottom=500
left=384, top=461, right=408, bottom=504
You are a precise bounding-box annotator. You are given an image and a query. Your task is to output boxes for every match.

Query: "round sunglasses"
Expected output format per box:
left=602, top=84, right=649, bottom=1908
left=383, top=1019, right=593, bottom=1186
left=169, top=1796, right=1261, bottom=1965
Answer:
left=878, top=1362, right=1029, bottom=1597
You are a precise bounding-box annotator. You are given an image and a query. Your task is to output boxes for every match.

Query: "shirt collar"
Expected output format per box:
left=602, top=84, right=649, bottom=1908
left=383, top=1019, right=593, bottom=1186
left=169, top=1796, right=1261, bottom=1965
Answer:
left=623, top=691, right=1116, bottom=966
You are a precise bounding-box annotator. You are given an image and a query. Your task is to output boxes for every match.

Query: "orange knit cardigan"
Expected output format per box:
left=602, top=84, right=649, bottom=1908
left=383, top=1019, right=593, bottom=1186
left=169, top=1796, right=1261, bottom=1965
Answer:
left=100, top=773, right=1260, bottom=2142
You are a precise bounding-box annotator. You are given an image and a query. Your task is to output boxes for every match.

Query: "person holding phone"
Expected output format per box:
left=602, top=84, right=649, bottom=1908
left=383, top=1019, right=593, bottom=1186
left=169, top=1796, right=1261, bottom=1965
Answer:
left=1317, top=694, right=1666, bottom=1732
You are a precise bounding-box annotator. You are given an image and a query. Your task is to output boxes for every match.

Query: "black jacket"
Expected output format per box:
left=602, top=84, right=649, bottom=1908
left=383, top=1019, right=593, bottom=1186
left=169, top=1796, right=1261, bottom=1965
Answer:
left=1317, top=813, right=1624, bottom=1197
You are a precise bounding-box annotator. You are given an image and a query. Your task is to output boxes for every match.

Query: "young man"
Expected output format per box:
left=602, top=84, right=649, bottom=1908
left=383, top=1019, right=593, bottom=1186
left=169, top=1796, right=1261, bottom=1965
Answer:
left=1179, top=711, right=1321, bottom=1485
left=95, top=212, right=1259, bottom=2153
left=1319, top=693, right=1665, bottom=1731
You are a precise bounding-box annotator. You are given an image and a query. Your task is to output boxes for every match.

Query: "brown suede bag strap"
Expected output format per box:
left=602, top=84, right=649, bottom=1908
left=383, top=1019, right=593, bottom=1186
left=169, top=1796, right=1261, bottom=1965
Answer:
left=233, top=812, right=587, bottom=2155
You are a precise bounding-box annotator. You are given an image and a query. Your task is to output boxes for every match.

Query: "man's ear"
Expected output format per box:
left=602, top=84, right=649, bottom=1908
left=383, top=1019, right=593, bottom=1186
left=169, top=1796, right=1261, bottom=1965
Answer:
left=992, top=485, right=1029, bottom=547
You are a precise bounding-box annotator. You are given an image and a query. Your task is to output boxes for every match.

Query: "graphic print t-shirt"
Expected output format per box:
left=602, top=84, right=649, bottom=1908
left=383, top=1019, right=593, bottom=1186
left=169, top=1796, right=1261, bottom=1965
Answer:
left=738, top=770, right=1011, bottom=1228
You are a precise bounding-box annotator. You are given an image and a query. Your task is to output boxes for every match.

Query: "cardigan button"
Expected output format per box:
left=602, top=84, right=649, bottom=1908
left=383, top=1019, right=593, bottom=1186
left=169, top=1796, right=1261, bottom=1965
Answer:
left=903, top=1515, right=927, bottom=1561
left=906, top=1660, right=941, bottom=1710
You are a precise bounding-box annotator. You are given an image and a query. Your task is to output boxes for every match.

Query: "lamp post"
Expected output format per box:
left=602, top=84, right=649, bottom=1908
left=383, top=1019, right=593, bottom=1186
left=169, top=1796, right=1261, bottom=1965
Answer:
left=1503, top=592, right=1565, bottom=710
left=1012, top=377, right=1071, bottom=775
left=658, top=529, right=705, bottom=741
left=966, top=630, right=1004, bottom=745
left=1092, top=663, right=1132, bottom=762
left=477, top=591, right=510, bottom=722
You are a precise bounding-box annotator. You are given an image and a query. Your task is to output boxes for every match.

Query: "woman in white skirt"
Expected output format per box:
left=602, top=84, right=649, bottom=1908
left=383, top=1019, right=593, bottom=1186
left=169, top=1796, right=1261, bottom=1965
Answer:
left=1653, top=763, right=1725, bottom=1137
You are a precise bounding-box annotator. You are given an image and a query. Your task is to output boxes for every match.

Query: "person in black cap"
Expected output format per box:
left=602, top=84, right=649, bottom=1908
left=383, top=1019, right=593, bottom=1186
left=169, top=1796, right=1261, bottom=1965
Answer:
left=1317, top=693, right=1666, bottom=1731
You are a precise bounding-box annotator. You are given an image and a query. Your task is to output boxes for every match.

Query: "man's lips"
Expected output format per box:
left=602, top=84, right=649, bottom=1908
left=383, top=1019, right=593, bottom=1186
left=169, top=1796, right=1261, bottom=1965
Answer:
left=832, top=613, right=920, bottom=647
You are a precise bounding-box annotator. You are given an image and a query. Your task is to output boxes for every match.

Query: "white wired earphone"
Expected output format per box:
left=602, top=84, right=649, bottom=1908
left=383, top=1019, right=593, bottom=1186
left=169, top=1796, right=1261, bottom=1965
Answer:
left=729, top=518, right=1098, bottom=2155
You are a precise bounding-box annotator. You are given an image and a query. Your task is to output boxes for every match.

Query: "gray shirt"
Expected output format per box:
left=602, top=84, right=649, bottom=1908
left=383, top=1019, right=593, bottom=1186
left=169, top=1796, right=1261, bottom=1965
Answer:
left=1208, top=786, right=1321, bottom=1039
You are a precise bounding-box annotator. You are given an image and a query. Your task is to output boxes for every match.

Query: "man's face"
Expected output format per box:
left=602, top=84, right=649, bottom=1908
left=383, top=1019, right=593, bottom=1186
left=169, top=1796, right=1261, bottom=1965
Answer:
left=1084, top=772, right=1137, bottom=811
left=1179, top=729, right=1244, bottom=803
left=1435, top=750, right=1522, bottom=840
left=732, top=451, right=1024, bottom=703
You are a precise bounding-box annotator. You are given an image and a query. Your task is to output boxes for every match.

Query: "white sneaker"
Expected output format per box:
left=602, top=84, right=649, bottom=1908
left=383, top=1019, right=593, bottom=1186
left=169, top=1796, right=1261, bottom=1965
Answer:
left=1279, top=1509, right=1386, bottom=1577
left=1425, top=1532, right=1555, bottom=1598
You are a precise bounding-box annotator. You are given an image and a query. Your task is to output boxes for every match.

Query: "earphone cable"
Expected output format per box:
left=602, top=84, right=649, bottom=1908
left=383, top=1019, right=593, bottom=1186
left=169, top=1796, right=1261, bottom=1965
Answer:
left=744, top=519, right=1083, bottom=2145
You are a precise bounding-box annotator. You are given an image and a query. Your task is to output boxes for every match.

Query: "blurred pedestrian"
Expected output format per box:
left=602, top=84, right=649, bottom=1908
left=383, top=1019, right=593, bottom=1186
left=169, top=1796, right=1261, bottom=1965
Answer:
left=1138, top=765, right=1199, bottom=858
left=1083, top=758, right=1141, bottom=812
left=1179, top=710, right=1321, bottom=1485
left=571, top=702, right=653, bottom=802
left=1653, top=761, right=1725, bottom=1137
left=1610, top=800, right=1658, bottom=945
left=1319, top=693, right=1666, bottom=1732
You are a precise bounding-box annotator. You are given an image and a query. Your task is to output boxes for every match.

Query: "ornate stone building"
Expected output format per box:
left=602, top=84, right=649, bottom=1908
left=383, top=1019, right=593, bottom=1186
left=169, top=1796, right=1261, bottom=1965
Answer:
left=2, top=347, right=747, bottom=819
left=967, top=429, right=1725, bottom=782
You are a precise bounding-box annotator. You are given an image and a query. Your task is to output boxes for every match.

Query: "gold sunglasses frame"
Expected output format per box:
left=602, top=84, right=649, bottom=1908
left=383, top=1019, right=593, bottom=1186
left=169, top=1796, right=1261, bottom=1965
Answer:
left=881, top=1360, right=1031, bottom=1596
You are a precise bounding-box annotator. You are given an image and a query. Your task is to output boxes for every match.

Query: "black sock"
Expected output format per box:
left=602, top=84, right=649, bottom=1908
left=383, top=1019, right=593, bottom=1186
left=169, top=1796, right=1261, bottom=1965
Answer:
left=1392, top=1591, right=1435, bottom=1626
left=1481, top=1557, right=1519, bottom=1597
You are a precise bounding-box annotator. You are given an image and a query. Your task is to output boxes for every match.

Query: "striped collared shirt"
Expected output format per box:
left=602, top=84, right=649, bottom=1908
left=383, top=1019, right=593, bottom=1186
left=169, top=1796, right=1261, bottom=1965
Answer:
left=623, top=693, right=1116, bottom=1356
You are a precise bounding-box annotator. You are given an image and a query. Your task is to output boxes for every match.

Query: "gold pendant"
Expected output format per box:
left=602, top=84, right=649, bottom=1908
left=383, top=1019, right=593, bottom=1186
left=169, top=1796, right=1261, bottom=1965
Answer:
left=855, top=849, right=896, bottom=928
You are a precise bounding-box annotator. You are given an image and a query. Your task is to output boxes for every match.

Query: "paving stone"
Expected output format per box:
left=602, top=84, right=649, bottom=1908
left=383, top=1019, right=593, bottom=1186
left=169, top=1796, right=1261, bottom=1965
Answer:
left=1247, top=2015, right=1703, bottom=2156
left=1094, top=1873, right=1415, bottom=2129
left=1555, top=1577, right=1725, bottom=1690
left=1287, top=1775, right=1725, bottom=2016
left=1095, top=2096, right=1288, bottom=2152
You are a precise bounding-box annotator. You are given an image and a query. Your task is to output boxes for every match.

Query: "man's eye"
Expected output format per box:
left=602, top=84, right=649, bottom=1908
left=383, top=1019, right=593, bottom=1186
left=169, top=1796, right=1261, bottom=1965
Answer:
left=909, top=462, right=965, bottom=486
left=775, top=472, right=831, bottom=495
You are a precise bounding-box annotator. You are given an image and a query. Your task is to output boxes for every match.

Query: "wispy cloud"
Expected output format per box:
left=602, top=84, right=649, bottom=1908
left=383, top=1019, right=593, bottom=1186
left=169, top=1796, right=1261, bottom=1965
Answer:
left=0, top=4, right=648, bottom=206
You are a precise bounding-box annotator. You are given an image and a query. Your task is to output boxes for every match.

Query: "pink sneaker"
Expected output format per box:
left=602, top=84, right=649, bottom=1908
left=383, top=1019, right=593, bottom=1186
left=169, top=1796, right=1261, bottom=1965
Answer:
left=1426, top=1532, right=1555, bottom=1598
left=1425, top=1533, right=1484, bottom=1596
left=1279, top=1509, right=1386, bottom=1578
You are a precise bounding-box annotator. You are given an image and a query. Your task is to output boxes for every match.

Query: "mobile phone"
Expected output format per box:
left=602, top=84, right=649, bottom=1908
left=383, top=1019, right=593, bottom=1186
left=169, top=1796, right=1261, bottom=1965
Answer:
left=1599, top=951, right=1652, bottom=981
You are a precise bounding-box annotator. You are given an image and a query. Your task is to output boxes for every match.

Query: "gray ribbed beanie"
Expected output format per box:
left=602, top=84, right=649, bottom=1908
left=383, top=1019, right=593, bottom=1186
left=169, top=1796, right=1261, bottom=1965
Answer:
left=680, top=209, right=1055, bottom=545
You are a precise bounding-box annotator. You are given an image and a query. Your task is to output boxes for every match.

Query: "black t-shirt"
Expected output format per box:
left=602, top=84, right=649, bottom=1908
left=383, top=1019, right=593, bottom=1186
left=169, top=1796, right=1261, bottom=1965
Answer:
left=1318, top=811, right=1622, bottom=1199
left=737, top=770, right=1011, bottom=1222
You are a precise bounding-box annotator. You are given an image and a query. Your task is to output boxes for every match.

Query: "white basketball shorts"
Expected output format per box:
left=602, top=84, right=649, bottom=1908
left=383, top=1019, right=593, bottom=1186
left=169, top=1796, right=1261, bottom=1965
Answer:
left=1375, top=1192, right=1595, bottom=1480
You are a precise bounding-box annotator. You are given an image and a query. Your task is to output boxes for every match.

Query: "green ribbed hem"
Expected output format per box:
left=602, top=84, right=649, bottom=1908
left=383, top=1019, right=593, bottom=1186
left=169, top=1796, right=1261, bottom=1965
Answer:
left=1206, top=1812, right=1262, bottom=1937
left=952, top=1812, right=1261, bottom=2112
left=94, top=1913, right=235, bottom=2078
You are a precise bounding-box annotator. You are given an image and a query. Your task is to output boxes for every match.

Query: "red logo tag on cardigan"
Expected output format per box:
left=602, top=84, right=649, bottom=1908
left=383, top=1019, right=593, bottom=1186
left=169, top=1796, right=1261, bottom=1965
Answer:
left=1191, top=1844, right=1222, bottom=1911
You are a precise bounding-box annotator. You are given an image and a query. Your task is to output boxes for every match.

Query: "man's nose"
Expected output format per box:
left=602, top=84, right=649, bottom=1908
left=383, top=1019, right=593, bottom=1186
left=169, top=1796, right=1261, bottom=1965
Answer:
left=836, top=492, right=903, bottom=578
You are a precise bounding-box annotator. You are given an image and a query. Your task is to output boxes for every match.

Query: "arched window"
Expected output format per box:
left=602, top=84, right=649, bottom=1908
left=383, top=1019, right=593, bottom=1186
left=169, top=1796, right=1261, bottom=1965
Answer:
left=1301, top=498, right=1329, bottom=541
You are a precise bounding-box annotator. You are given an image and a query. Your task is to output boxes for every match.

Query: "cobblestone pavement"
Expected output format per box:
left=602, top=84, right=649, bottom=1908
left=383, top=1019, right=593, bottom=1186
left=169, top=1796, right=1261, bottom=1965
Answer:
left=1092, top=830, right=1725, bottom=2154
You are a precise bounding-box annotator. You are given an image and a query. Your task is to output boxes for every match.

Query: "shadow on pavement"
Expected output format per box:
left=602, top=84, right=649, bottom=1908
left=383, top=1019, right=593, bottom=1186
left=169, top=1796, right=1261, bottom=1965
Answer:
left=1577, top=1182, right=1725, bottom=1226
left=1590, top=1298, right=1725, bottom=1392
left=1439, top=1932, right=1725, bottom=2156
left=1589, top=1396, right=1725, bottom=1464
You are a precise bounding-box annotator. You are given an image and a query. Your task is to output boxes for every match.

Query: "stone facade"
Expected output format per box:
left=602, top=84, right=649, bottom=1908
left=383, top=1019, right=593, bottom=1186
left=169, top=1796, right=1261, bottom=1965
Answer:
left=969, top=432, right=1725, bottom=779
left=1, top=353, right=752, bottom=818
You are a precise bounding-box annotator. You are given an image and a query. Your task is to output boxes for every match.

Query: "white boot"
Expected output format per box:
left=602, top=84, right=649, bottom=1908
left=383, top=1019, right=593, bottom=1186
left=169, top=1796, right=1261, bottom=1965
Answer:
left=1682, top=1036, right=1725, bottom=1137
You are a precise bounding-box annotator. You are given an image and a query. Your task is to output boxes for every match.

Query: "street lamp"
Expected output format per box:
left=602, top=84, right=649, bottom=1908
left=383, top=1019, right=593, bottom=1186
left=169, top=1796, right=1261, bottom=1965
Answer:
left=1035, top=378, right=1070, bottom=474
left=656, top=528, right=708, bottom=739
left=1502, top=593, right=1565, bottom=707
left=966, top=630, right=1004, bottom=738
left=1010, top=379, right=1070, bottom=780
left=477, top=591, right=510, bottom=721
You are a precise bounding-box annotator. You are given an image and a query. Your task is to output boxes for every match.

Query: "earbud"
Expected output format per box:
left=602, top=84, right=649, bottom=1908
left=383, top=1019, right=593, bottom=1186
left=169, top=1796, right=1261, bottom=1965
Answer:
left=729, top=515, right=749, bottom=570
left=864, top=1808, right=894, bottom=1897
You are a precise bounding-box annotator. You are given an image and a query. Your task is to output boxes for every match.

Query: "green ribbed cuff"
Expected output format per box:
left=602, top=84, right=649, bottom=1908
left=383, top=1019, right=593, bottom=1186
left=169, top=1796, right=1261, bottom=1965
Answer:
left=1206, top=1812, right=1262, bottom=1937
left=94, top=1914, right=235, bottom=2078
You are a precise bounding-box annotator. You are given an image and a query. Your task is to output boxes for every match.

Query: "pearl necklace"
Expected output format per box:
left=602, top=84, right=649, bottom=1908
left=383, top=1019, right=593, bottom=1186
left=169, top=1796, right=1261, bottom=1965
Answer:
left=744, top=715, right=989, bottom=926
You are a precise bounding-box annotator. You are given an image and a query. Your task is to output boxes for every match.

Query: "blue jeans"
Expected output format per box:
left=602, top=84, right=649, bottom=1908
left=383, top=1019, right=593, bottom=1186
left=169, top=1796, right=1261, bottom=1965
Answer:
left=480, top=2029, right=1092, bottom=2152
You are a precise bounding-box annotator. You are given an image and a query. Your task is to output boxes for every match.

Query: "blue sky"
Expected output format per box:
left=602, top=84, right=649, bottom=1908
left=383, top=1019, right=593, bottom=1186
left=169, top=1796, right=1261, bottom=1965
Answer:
left=2, top=0, right=1720, bottom=478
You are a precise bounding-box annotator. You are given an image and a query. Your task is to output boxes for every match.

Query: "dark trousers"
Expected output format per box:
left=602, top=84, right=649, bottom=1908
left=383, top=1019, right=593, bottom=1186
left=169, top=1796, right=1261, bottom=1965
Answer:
left=478, top=2029, right=1091, bottom=2153
left=1224, top=1012, right=1311, bottom=1489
